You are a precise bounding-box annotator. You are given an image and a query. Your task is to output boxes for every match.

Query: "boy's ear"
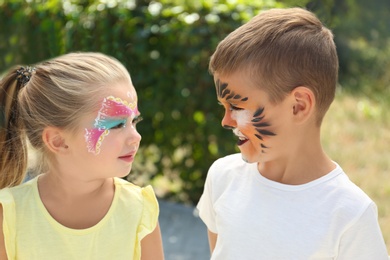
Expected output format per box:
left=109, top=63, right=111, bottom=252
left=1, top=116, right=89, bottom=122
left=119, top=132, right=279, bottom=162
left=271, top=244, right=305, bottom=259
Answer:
left=42, top=127, right=69, bottom=154
left=290, top=86, right=315, bottom=123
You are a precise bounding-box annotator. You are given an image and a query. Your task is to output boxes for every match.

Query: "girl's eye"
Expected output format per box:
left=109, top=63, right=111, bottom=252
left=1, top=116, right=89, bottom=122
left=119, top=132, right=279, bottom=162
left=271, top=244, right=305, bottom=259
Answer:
left=132, top=116, right=143, bottom=125
left=110, top=120, right=127, bottom=129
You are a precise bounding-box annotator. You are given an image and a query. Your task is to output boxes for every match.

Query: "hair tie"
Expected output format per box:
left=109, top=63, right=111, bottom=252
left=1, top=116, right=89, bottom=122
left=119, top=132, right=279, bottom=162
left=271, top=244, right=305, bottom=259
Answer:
left=16, top=66, right=35, bottom=86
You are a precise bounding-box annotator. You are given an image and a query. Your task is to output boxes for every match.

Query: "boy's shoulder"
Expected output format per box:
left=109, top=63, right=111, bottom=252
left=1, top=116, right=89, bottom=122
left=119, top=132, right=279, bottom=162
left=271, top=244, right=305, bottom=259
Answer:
left=211, top=153, right=248, bottom=169
left=329, top=166, right=374, bottom=210
left=207, top=153, right=256, bottom=184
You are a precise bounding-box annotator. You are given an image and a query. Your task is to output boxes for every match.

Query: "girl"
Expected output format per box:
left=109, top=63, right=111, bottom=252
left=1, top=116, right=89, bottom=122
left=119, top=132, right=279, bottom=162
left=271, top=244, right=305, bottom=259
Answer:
left=0, top=52, right=164, bottom=259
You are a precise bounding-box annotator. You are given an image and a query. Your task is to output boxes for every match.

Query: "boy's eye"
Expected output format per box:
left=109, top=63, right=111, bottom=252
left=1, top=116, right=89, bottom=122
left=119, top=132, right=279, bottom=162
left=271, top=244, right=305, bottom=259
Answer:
left=132, top=116, right=143, bottom=125
left=229, top=104, right=243, bottom=111
left=218, top=101, right=243, bottom=111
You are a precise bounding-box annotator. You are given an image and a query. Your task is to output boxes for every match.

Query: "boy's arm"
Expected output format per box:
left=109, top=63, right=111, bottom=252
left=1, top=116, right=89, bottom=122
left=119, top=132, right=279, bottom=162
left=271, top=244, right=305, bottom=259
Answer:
left=0, top=205, right=8, bottom=260
left=207, top=229, right=218, bottom=255
left=141, top=223, right=164, bottom=260
left=337, top=203, right=388, bottom=259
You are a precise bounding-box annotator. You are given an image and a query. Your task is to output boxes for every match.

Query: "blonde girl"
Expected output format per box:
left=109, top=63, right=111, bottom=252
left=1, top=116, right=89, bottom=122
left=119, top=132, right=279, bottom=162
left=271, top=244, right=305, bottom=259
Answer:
left=0, top=52, right=164, bottom=259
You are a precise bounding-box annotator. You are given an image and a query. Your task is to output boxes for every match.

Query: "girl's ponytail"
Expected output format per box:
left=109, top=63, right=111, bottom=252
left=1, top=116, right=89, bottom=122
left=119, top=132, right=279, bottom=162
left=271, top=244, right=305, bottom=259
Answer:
left=0, top=67, right=34, bottom=188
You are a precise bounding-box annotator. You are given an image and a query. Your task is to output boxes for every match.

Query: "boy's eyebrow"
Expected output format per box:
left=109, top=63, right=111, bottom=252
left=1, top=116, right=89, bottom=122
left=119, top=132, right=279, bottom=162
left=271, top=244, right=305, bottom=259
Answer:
left=217, top=99, right=244, bottom=106
left=215, top=79, right=249, bottom=102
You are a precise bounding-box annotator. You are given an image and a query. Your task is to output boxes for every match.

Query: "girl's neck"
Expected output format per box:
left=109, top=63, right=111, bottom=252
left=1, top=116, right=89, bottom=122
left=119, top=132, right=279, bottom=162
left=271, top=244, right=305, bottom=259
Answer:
left=38, top=171, right=114, bottom=201
left=37, top=172, right=116, bottom=229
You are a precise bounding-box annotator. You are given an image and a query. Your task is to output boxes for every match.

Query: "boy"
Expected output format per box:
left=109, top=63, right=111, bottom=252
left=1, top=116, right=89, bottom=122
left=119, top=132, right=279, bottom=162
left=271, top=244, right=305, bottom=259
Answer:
left=197, top=7, right=388, bottom=259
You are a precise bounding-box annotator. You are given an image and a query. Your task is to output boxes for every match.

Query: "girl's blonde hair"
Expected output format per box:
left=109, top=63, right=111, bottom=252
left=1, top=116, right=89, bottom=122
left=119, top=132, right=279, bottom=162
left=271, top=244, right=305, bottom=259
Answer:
left=0, top=52, right=132, bottom=188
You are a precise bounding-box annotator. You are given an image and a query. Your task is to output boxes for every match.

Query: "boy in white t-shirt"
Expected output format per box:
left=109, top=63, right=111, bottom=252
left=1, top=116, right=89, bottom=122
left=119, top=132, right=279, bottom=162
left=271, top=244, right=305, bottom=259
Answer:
left=196, top=7, right=388, bottom=259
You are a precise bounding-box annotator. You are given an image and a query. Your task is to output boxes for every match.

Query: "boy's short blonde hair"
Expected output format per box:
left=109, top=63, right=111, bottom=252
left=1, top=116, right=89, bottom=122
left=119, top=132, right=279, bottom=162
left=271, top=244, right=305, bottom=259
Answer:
left=209, top=8, right=338, bottom=125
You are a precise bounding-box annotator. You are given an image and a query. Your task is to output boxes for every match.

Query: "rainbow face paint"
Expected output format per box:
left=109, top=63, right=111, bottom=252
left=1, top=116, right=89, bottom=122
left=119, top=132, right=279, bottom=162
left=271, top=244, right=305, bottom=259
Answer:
left=85, top=96, right=138, bottom=154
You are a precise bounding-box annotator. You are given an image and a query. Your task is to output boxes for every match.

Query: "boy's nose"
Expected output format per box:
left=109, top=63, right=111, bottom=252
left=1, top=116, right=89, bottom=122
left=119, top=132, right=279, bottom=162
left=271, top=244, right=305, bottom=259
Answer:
left=221, top=110, right=237, bottom=129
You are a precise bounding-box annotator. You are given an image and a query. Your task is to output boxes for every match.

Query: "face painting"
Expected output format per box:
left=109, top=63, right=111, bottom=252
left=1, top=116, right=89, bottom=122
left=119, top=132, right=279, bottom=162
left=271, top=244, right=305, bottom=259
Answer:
left=251, top=107, right=276, bottom=153
left=216, top=79, right=276, bottom=154
left=85, top=96, right=138, bottom=154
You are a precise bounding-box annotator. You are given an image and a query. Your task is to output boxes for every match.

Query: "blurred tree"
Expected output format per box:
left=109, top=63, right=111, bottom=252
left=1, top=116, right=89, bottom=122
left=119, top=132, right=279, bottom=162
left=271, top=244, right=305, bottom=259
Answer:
left=306, top=0, right=390, bottom=94
left=1, top=0, right=388, bottom=204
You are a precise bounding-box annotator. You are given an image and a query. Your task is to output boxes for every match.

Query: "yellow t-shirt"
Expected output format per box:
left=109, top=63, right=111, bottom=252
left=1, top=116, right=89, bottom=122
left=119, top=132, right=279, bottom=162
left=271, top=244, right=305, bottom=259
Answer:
left=0, top=176, right=159, bottom=260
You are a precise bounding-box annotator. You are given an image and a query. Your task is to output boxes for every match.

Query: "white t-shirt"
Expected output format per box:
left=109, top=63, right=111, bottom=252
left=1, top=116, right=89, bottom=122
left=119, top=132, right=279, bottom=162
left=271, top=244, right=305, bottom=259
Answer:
left=197, top=153, right=388, bottom=260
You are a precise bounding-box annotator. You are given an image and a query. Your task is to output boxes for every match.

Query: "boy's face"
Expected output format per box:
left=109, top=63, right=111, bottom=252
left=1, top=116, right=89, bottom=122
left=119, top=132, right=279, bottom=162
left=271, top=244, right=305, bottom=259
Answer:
left=214, top=71, right=293, bottom=164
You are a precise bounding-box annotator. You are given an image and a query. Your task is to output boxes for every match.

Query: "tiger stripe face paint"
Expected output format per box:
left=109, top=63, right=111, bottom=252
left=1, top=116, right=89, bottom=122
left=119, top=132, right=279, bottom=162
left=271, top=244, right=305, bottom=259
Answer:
left=251, top=106, right=276, bottom=153
left=85, top=96, right=138, bottom=154
left=216, top=79, right=276, bottom=153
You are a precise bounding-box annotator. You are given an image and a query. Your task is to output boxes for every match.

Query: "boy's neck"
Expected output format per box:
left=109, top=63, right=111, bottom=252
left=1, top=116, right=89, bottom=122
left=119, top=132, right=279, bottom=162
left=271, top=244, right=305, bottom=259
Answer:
left=257, top=138, right=335, bottom=185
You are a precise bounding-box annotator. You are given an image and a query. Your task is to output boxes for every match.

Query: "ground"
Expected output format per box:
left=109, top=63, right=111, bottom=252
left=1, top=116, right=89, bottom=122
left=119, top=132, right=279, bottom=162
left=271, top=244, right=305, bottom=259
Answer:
left=159, top=200, right=209, bottom=260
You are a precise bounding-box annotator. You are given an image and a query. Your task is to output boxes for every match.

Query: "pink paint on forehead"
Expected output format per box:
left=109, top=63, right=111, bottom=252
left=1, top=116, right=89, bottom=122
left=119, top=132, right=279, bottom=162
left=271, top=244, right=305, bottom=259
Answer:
left=85, top=96, right=138, bottom=154
left=97, top=98, right=138, bottom=120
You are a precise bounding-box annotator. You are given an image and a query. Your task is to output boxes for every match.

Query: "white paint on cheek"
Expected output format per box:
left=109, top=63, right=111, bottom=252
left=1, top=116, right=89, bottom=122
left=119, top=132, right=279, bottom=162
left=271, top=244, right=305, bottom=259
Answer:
left=231, top=110, right=252, bottom=127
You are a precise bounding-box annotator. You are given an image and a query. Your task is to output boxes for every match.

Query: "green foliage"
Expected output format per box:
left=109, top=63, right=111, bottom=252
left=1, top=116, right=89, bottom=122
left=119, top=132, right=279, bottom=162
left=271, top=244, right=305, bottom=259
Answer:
left=306, top=0, right=390, bottom=94
left=1, top=0, right=388, bottom=204
left=0, top=0, right=290, bottom=203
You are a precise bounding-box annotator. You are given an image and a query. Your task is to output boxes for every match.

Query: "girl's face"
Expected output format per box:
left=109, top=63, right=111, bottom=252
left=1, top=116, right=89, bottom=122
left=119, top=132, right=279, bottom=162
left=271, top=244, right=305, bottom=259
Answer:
left=66, top=81, right=142, bottom=179
left=214, top=72, right=293, bottom=164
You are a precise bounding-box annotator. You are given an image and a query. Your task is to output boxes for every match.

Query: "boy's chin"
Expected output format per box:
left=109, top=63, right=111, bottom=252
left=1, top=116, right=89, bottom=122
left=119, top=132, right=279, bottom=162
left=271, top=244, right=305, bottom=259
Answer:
left=240, top=150, right=266, bottom=164
left=240, top=153, right=255, bottom=164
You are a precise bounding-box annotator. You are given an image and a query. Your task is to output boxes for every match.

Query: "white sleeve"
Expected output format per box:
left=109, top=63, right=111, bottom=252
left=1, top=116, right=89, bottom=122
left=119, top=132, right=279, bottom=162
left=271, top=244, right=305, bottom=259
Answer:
left=196, top=164, right=218, bottom=233
left=337, top=202, right=389, bottom=259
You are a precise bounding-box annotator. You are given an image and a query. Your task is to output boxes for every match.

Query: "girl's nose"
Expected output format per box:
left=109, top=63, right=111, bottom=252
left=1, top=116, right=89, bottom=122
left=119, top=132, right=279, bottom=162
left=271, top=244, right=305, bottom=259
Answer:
left=126, top=126, right=142, bottom=145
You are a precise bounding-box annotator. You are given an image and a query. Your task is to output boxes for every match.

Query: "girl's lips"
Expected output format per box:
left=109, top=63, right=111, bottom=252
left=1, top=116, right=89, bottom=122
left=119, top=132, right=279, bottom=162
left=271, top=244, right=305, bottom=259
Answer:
left=119, top=153, right=135, bottom=163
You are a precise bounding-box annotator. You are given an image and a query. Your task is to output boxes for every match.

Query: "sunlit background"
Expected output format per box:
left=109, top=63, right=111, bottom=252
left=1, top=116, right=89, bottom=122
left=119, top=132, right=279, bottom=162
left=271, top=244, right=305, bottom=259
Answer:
left=1, top=0, right=389, bottom=251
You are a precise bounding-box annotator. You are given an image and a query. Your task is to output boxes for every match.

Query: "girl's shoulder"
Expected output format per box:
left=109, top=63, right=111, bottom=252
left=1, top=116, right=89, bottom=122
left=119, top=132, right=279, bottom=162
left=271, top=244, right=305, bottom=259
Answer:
left=0, top=176, right=38, bottom=204
left=113, top=177, right=158, bottom=207
left=113, top=177, right=154, bottom=194
left=113, top=178, right=159, bottom=239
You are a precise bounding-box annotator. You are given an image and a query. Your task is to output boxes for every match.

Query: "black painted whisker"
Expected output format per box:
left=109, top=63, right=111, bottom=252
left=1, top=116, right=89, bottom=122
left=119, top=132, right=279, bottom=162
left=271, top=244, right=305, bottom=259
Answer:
left=251, top=117, right=264, bottom=122
left=256, top=129, right=276, bottom=136
left=253, top=107, right=264, bottom=117
left=253, top=122, right=270, bottom=128
left=254, top=134, right=263, bottom=140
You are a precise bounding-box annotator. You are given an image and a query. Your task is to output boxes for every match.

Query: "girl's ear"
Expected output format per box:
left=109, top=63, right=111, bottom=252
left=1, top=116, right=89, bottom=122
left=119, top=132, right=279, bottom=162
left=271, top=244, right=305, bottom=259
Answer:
left=290, top=86, right=315, bottom=123
left=42, top=127, right=69, bottom=154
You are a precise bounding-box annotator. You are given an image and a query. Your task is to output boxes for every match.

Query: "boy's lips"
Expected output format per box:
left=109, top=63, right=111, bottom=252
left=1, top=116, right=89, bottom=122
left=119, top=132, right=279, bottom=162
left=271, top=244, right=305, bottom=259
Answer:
left=237, top=138, right=248, bottom=146
left=237, top=136, right=249, bottom=146
left=233, top=129, right=249, bottom=146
